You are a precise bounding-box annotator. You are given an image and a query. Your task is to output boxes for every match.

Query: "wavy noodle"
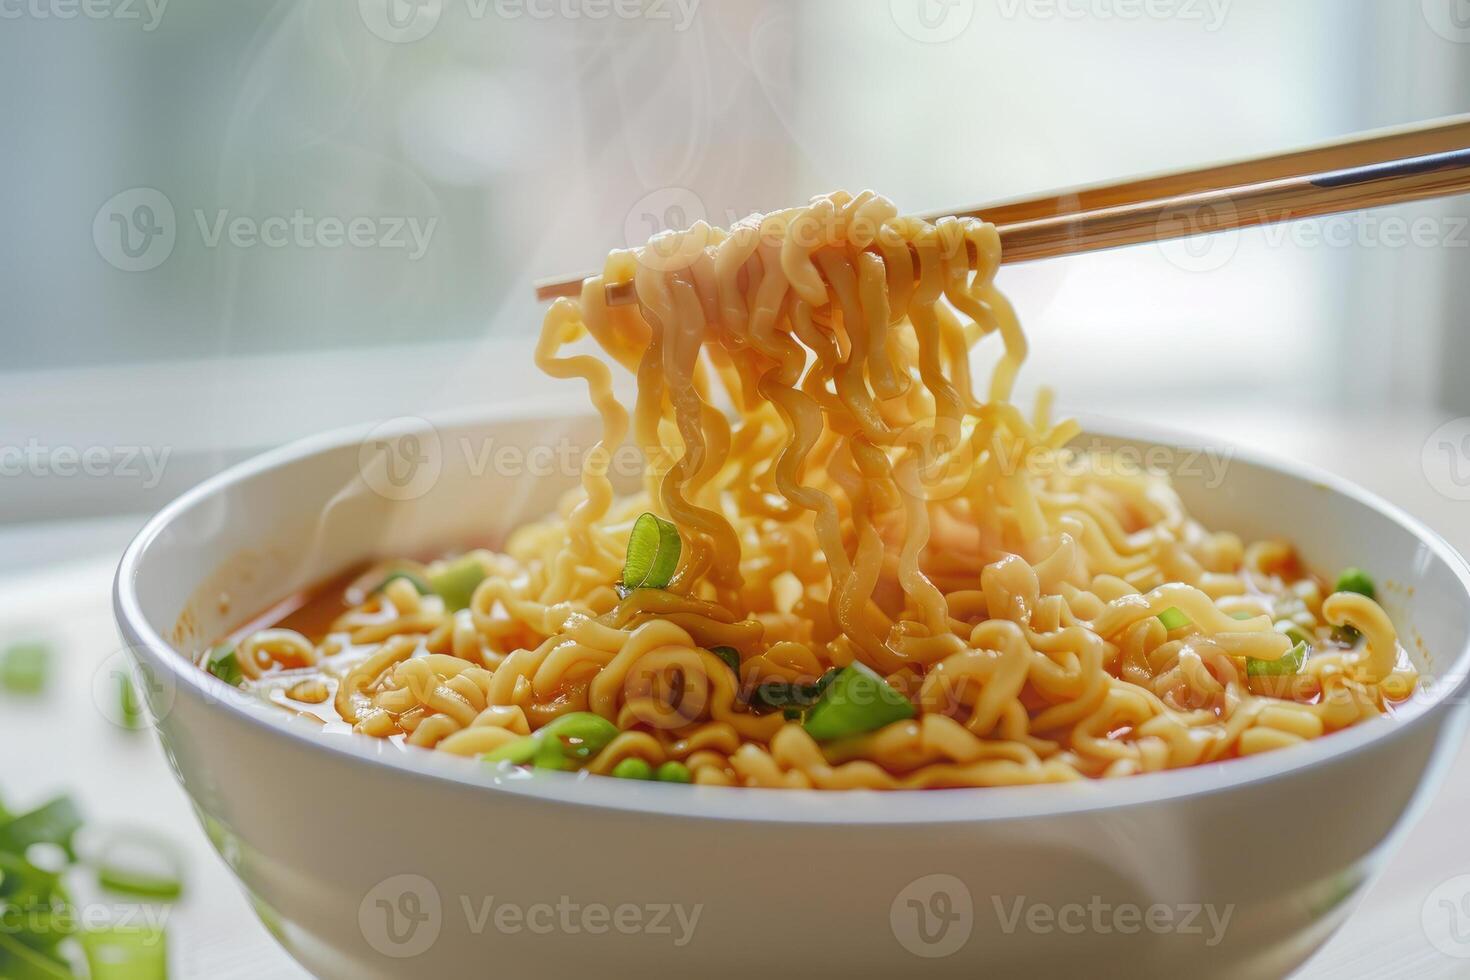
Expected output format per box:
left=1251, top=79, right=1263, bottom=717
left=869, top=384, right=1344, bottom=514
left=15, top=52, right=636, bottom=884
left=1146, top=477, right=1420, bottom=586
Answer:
left=223, top=191, right=1414, bottom=790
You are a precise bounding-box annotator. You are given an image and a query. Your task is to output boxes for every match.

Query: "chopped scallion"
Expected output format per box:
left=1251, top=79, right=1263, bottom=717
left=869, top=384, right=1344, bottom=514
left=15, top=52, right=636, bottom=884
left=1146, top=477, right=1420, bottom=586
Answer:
left=95, top=832, right=184, bottom=900
left=205, top=646, right=243, bottom=688
left=709, top=646, right=741, bottom=675
left=373, top=570, right=431, bottom=596
left=119, top=675, right=144, bottom=731
left=428, top=556, right=487, bottom=612
left=802, top=663, right=915, bottom=741
left=1247, top=640, right=1309, bottom=677
left=620, top=513, right=681, bottom=596
left=1158, top=607, right=1190, bottom=631
left=79, top=924, right=168, bottom=980
left=0, top=642, right=50, bottom=695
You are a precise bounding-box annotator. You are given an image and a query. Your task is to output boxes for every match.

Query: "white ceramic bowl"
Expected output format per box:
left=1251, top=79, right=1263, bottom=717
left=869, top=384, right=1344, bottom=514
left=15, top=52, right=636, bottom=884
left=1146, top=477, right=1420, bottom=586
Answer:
left=114, top=409, right=1470, bottom=980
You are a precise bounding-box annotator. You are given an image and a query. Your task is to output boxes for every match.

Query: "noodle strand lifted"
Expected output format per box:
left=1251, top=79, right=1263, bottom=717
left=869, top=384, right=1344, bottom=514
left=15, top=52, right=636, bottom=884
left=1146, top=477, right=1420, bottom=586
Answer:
left=217, top=191, right=1414, bottom=790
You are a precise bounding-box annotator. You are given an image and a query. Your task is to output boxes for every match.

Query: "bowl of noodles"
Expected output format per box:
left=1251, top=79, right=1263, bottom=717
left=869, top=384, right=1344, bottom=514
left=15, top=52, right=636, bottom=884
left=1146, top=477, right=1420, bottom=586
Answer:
left=114, top=193, right=1470, bottom=979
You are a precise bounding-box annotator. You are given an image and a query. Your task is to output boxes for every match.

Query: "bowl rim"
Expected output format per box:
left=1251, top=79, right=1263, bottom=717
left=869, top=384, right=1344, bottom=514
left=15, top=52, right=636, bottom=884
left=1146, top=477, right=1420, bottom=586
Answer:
left=114, top=405, right=1470, bottom=825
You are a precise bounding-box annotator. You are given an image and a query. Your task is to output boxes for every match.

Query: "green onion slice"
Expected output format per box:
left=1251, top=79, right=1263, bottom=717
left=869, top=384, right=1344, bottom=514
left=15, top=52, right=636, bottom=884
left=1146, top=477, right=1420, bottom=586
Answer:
left=94, top=831, right=184, bottom=900
left=1247, top=640, right=1309, bottom=677
left=373, top=570, right=432, bottom=596
left=119, top=674, right=144, bottom=730
left=539, top=712, right=619, bottom=759
left=79, top=924, right=168, bottom=980
left=750, top=668, right=840, bottom=715
left=0, top=642, right=50, bottom=695
left=1334, top=567, right=1375, bottom=599
left=483, top=735, right=542, bottom=766
left=428, top=556, right=487, bottom=612
left=1157, top=607, right=1190, bottom=631
left=620, top=513, right=681, bottom=596
left=802, top=663, right=916, bottom=741
left=709, top=646, right=741, bottom=675
left=1274, top=619, right=1313, bottom=649
left=205, top=646, right=243, bottom=687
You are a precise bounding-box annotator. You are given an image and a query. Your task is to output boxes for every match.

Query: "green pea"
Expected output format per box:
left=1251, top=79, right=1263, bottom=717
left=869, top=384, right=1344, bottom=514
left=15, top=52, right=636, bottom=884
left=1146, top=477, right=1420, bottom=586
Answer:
left=611, top=758, right=654, bottom=780
left=1334, top=567, right=1375, bottom=599
left=655, top=761, right=692, bottom=783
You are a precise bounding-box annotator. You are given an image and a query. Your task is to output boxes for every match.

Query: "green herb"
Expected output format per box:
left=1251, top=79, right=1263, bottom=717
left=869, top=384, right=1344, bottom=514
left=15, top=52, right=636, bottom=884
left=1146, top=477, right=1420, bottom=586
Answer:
left=95, top=833, right=184, bottom=900
left=1157, top=607, right=1190, bottom=631
left=611, top=758, right=654, bottom=781
left=1, top=642, right=50, bottom=695
left=1274, top=619, right=1313, bottom=649
left=654, top=761, right=692, bottom=783
left=1334, top=567, right=1375, bottom=600
left=709, top=646, right=741, bottom=675
left=0, top=796, right=83, bottom=859
left=619, top=513, right=681, bottom=596
left=802, top=663, right=916, bottom=741
left=119, top=675, right=144, bottom=731
left=373, top=570, right=431, bottom=596
left=1247, top=640, right=1309, bottom=677
left=79, top=924, right=168, bottom=980
left=749, top=669, right=840, bottom=715
left=428, top=556, right=487, bottom=612
left=205, top=646, right=243, bottom=688
left=1228, top=610, right=1256, bottom=620
left=0, top=931, right=73, bottom=980
left=1331, top=624, right=1361, bottom=646
left=482, top=712, right=620, bottom=771
left=482, top=736, right=542, bottom=766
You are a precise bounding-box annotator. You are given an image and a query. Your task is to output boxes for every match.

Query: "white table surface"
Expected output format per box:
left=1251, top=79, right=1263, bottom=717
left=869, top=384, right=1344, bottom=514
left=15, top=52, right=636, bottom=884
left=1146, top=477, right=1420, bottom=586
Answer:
left=3, top=407, right=1469, bottom=979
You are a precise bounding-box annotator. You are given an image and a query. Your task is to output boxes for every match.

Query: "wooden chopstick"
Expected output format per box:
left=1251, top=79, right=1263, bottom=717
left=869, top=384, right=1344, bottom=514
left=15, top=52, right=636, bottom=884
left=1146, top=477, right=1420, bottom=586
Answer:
left=534, top=114, right=1470, bottom=306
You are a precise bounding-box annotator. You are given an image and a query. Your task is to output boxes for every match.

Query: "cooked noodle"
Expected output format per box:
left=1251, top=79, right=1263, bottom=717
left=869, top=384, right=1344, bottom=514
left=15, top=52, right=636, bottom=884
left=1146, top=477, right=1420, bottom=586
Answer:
left=214, top=191, right=1415, bottom=789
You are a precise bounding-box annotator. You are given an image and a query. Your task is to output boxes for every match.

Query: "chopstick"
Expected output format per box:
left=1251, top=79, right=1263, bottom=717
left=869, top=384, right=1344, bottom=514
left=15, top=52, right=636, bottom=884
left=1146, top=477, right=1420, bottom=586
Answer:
left=534, top=114, right=1470, bottom=306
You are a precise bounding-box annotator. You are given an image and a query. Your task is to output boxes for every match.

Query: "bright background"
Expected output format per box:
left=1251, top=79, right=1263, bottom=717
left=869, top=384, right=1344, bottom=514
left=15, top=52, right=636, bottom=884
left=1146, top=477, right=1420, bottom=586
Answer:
left=3, top=0, right=1469, bottom=569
